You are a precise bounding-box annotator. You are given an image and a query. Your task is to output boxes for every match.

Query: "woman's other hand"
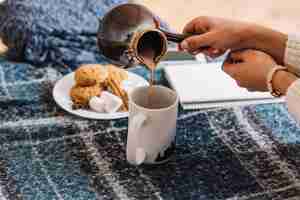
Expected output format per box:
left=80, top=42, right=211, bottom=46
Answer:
left=223, top=50, right=297, bottom=94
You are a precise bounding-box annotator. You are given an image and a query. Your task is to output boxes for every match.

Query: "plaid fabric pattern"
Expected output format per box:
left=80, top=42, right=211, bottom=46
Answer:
left=0, top=58, right=300, bottom=199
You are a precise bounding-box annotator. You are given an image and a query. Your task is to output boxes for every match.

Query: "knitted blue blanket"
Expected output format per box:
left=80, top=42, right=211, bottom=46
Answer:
left=0, top=0, right=126, bottom=69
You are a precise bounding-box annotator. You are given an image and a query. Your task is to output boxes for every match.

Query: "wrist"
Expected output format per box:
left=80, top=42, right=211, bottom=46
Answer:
left=241, top=24, right=262, bottom=48
left=236, top=23, right=258, bottom=49
left=245, top=25, right=287, bottom=64
left=272, top=70, right=298, bottom=95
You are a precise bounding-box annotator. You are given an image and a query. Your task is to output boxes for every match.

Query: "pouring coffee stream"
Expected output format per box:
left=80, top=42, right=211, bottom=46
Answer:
left=97, top=3, right=219, bottom=165
left=136, top=34, right=159, bottom=107
left=97, top=3, right=197, bottom=106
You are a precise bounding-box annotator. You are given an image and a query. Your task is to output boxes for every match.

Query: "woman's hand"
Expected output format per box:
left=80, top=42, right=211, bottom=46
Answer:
left=180, top=17, right=287, bottom=64
left=223, top=50, right=297, bottom=94
left=223, top=50, right=275, bottom=92
left=180, top=17, right=252, bottom=56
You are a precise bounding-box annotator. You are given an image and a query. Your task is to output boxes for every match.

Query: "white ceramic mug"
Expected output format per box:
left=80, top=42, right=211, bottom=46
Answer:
left=126, top=85, right=179, bottom=165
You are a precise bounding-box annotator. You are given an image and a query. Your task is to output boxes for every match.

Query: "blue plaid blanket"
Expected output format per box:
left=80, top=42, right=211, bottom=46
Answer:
left=0, top=56, right=300, bottom=199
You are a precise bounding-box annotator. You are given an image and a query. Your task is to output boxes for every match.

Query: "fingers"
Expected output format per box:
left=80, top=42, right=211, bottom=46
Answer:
left=183, top=16, right=210, bottom=34
left=247, top=88, right=256, bottom=92
left=203, top=48, right=226, bottom=58
left=223, top=62, right=248, bottom=89
left=199, top=48, right=224, bottom=60
left=222, top=61, right=247, bottom=77
left=229, top=50, right=254, bottom=61
left=222, top=62, right=237, bottom=78
left=177, top=44, right=224, bottom=60
left=180, top=31, right=217, bottom=52
left=230, top=51, right=247, bottom=61
left=191, top=47, right=218, bottom=56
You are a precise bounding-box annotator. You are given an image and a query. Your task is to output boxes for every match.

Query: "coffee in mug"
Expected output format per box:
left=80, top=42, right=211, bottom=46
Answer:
left=126, top=85, right=178, bottom=165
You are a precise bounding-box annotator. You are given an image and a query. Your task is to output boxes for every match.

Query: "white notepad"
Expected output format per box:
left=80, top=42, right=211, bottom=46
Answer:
left=164, top=62, right=282, bottom=110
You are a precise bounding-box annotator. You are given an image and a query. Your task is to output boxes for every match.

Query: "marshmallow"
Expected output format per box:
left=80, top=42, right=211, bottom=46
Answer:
left=101, top=91, right=123, bottom=113
left=121, top=80, right=133, bottom=93
left=89, top=96, right=106, bottom=113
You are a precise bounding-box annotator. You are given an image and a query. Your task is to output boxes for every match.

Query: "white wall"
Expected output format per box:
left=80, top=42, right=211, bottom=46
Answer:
left=140, top=0, right=300, bottom=33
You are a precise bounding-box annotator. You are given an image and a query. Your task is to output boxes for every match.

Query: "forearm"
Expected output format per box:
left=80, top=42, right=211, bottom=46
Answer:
left=245, top=25, right=288, bottom=65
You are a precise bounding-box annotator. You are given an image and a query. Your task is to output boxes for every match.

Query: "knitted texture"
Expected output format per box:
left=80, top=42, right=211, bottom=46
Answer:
left=0, top=0, right=127, bottom=69
left=285, top=34, right=300, bottom=76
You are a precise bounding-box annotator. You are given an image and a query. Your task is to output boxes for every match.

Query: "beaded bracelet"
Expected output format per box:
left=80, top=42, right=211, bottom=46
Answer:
left=266, top=65, right=287, bottom=97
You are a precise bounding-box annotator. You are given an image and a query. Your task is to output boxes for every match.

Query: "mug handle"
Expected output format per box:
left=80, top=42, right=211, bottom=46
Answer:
left=132, top=114, right=148, bottom=165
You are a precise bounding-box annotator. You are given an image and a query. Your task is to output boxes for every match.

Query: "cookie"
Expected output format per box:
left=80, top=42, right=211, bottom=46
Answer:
left=75, top=64, right=108, bottom=87
left=70, top=84, right=103, bottom=109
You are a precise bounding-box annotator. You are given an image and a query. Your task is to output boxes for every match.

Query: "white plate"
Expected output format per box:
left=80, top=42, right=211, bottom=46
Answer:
left=53, top=71, right=149, bottom=120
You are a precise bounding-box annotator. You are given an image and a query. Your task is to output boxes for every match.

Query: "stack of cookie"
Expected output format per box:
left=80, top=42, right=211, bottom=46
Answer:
left=70, top=64, right=129, bottom=112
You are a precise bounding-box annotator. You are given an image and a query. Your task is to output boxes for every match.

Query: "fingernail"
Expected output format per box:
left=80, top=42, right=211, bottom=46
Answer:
left=212, top=49, right=220, bottom=54
left=191, top=51, right=199, bottom=55
left=181, top=41, right=189, bottom=50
